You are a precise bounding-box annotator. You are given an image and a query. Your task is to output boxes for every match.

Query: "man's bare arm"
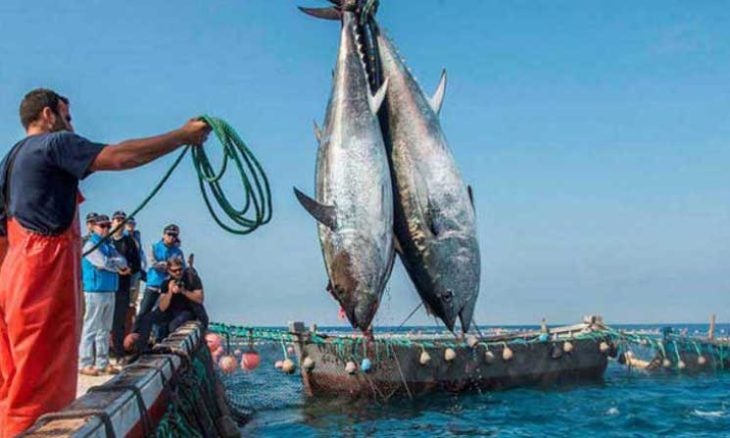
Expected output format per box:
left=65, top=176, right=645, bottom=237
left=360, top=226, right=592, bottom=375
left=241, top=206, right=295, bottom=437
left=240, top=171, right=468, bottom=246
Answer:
left=90, top=119, right=209, bottom=171
left=183, top=288, right=204, bottom=304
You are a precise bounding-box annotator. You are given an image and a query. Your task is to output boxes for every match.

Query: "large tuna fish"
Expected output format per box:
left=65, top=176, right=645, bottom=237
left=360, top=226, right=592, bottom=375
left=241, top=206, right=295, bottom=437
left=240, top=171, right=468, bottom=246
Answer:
left=294, top=11, right=393, bottom=332
left=375, top=29, right=481, bottom=333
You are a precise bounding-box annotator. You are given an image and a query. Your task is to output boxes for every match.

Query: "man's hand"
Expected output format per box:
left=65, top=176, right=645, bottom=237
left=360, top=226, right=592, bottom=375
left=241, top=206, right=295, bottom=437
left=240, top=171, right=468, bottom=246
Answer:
left=118, top=267, right=131, bottom=275
left=124, top=333, right=140, bottom=352
left=178, top=119, right=210, bottom=147
left=169, top=280, right=181, bottom=295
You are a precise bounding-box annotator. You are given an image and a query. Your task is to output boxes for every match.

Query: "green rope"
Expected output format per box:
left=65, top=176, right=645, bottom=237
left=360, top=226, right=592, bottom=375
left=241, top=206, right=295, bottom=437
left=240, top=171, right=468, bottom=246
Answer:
left=83, top=115, right=271, bottom=256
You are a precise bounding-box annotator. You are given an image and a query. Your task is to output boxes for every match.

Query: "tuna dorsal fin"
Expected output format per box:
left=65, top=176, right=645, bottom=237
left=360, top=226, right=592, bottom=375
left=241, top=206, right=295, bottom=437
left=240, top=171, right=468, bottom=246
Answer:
left=368, top=77, right=389, bottom=114
left=293, top=187, right=337, bottom=230
left=298, top=6, right=342, bottom=20
left=430, top=69, right=447, bottom=115
left=313, top=120, right=322, bottom=143
left=467, top=185, right=475, bottom=211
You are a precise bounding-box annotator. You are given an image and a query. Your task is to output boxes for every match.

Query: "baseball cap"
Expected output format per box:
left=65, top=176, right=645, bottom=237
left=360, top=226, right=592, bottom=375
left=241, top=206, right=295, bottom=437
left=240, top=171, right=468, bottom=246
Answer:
left=164, top=224, right=180, bottom=235
left=95, top=214, right=111, bottom=225
left=112, top=210, right=127, bottom=221
left=85, top=212, right=99, bottom=223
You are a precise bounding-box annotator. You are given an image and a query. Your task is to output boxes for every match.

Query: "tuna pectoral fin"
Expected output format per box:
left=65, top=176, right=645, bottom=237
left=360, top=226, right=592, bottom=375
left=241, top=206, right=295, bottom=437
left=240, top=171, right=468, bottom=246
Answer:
left=467, top=185, right=475, bottom=210
left=429, top=69, right=447, bottom=115
left=293, top=187, right=337, bottom=230
left=368, top=77, right=389, bottom=114
left=298, top=6, right=342, bottom=20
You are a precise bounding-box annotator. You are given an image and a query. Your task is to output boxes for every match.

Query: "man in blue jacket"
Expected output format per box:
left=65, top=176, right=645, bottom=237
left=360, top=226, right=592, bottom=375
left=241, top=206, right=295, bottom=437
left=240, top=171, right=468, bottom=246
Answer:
left=80, top=214, right=128, bottom=376
left=137, top=224, right=185, bottom=321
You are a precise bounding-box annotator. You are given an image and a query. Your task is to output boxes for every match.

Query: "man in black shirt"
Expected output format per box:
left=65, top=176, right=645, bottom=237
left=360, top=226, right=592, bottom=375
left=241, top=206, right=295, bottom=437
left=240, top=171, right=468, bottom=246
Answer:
left=158, top=257, right=209, bottom=336
left=110, top=211, right=141, bottom=365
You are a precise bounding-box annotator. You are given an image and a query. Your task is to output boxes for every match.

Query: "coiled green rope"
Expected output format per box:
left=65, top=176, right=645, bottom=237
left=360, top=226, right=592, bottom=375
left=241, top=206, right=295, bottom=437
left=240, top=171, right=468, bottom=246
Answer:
left=83, top=115, right=271, bottom=256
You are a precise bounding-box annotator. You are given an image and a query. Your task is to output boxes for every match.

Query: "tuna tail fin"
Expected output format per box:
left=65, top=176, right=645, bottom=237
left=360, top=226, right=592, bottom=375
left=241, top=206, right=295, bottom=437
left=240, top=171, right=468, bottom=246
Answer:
left=368, top=77, right=389, bottom=114
left=293, top=187, right=337, bottom=230
left=298, top=6, right=342, bottom=20
left=429, top=69, right=447, bottom=115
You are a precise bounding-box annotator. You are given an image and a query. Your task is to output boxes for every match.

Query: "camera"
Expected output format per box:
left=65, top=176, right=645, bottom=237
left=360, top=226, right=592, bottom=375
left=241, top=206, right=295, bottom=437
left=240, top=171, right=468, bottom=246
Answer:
left=174, top=279, right=185, bottom=288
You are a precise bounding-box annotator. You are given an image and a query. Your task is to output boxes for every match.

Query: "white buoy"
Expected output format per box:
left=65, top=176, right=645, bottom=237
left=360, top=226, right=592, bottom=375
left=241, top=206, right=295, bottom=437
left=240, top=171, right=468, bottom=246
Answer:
left=599, top=342, right=610, bottom=353
left=345, top=361, right=357, bottom=374
left=662, top=358, right=672, bottom=368
left=697, top=355, right=707, bottom=366
left=563, top=341, right=574, bottom=353
left=502, top=346, right=513, bottom=361
left=678, top=360, right=686, bottom=370
left=274, top=360, right=284, bottom=369
left=485, top=350, right=496, bottom=364
left=419, top=350, right=431, bottom=365
left=467, top=336, right=479, bottom=348
left=281, top=358, right=296, bottom=374
left=444, top=348, right=457, bottom=362
left=302, top=357, right=315, bottom=371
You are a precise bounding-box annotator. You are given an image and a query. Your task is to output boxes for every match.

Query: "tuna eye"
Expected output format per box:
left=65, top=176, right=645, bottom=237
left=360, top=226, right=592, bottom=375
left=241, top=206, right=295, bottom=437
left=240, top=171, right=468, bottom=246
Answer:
left=441, top=290, right=454, bottom=302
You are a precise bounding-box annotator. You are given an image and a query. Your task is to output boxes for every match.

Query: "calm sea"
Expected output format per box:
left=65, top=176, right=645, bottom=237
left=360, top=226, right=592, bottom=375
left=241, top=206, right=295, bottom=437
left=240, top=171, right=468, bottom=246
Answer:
left=218, top=324, right=730, bottom=437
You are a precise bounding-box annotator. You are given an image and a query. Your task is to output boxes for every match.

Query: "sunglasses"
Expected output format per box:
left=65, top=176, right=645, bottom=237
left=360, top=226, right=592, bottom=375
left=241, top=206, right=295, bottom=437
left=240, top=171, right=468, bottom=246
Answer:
left=97, top=224, right=111, bottom=229
left=166, top=233, right=179, bottom=237
left=169, top=268, right=183, bottom=274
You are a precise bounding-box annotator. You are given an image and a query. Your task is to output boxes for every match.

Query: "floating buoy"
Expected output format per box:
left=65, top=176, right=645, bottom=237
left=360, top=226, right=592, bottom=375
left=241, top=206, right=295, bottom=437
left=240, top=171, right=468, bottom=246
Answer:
left=502, top=346, right=513, bottom=361
left=213, top=346, right=224, bottom=361
left=444, top=348, right=457, bottom=362
left=302, top=356, right=315, bottom=371
left=205, top=333, right=222, bottom=352
left=281, top=358, right=296, bottom=374
left=466, top=336, right=479, bottom=348
left=419, top=350, right=431, bottom=365
left=345, top=361, right=357, bottom=374
left=538, top=333, right=549, bottom=342
left=274, top=360, right=284, bottom=369
left=338, top=307, right=346, bottom=320
left=563, top=341, right=574, bottom=353
left=599, top=342, right=610, bottom=353
left=234, top=349, right=242, bottom=356
left=697, top=355, right=707, bottom=366
left=241, top=350, right=261, bottom=371
left=485, top=350, right=496, bottom=364
left=678, top=360, right=686, bottom=370
left=662, top=358, right=672, bottom=368
left=361, top=358, right=372, bottom=373
left=219, top=355, right=237, bottom=374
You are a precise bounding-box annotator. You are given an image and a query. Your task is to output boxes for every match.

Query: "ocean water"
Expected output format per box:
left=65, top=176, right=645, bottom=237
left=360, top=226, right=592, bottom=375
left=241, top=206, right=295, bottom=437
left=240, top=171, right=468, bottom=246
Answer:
left=218, top=324, right=730, bottom=437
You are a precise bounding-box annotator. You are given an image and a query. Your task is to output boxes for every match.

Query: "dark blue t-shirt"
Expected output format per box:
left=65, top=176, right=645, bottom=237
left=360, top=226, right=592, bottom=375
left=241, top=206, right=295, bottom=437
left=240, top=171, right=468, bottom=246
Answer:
left=0, top=131, right=105, bottom=235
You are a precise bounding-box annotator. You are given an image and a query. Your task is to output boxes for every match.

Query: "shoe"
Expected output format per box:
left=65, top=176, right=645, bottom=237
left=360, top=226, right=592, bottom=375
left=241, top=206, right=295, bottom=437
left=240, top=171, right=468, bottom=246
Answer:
left=103, top=365, right=121, bottom=375
left=79, top=366, right=100, bottom=377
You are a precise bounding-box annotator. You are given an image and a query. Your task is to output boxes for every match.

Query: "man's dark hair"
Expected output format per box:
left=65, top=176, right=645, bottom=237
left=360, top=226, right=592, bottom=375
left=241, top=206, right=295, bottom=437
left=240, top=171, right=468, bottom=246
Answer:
left=168, top=257, right=184, bottom=269
left=19, top=88, right=69, bottom=129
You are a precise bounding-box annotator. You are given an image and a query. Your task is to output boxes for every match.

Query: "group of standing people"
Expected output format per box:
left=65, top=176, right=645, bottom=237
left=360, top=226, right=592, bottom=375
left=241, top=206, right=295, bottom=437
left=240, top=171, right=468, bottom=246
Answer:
left=79, top=214, right=208, bottom=377
left=0, top=88, right=210, bottom=436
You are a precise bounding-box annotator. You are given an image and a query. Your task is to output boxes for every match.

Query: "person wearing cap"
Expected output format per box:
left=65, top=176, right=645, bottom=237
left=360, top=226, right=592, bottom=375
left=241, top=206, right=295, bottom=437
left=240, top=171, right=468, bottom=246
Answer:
left=124, top=217, right=146, bottom=309
left=80, top=214, right=128, bottom=376
left=138, top=224, right=185, bottom=322
left=0, top=88, right=209, bottom=434
left=110, top=211, right=141, bottom=365
left=82, top=212, right=98, bottom=244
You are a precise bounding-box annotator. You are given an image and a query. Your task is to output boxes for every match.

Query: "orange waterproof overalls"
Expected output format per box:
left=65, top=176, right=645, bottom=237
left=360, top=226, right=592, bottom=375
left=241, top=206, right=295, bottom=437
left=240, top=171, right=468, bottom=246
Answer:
left=0, top=209, right=82, bottom=436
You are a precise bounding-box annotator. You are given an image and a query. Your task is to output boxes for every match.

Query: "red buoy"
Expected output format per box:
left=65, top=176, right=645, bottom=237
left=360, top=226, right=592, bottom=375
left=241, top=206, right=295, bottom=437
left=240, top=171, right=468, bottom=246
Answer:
left=219, top=355, right=237, bottom=373
left=242, top=350, right=261, bottom=371
left=205, top=333, right=222, bottom=352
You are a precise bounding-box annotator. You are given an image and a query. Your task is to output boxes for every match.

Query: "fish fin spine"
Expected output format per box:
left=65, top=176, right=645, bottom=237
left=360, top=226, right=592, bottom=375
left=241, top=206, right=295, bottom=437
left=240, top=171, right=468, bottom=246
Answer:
left=429, top=69, right=447, bottom=115
left=293, top=187, right=337, bottom=230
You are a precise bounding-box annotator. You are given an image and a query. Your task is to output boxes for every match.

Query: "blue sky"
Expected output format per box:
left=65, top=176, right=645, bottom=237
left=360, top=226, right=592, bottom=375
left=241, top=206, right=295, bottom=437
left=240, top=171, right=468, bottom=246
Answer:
left=0, top=1, right=728, bottom=326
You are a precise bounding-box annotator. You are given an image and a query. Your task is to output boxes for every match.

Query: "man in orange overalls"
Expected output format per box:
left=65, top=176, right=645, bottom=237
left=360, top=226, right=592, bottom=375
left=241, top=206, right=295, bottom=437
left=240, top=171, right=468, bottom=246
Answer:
left=0, top=88, right=210, bottom=437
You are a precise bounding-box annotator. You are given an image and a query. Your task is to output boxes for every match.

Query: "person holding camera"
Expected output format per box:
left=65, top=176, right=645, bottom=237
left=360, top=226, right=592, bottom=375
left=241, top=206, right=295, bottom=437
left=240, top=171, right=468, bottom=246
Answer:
left=157, top=257, right=208, bottom=337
